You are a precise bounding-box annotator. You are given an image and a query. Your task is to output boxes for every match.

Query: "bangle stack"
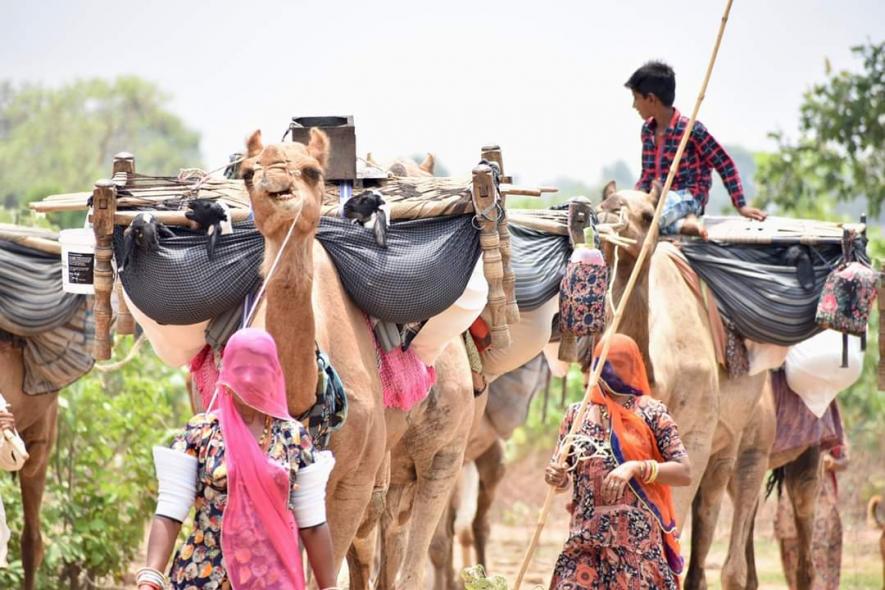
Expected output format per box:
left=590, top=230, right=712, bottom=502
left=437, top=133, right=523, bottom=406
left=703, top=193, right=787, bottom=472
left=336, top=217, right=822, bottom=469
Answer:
left=640, top=460, right=659, bottom=484
left=136, top=567, right=167, bottom=589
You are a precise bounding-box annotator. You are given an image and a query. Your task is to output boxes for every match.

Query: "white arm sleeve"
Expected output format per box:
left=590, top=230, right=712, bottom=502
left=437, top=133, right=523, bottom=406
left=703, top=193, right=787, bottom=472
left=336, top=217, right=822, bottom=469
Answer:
left=292, top=450, right=335, bottom=528
left=153, top=446, right=198, bottom=522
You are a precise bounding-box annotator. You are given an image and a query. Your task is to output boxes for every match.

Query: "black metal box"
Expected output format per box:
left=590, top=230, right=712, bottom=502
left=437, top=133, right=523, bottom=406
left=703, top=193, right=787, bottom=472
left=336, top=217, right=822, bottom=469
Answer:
left=288, top=115, right=356, bottom=182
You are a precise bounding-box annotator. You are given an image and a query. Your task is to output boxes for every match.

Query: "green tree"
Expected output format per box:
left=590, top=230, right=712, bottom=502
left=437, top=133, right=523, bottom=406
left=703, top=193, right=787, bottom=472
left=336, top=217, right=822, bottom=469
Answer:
left=755, top=41, right=884, bottom=217
left=0, top=77, right=202, bottom=226
left=0, top=338, right=189, bottom=589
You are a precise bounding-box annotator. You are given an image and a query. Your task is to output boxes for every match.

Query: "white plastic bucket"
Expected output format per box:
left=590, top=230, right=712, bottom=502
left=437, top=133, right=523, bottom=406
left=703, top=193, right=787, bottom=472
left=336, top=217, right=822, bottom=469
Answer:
left=59, top=228, right=96, bottom=294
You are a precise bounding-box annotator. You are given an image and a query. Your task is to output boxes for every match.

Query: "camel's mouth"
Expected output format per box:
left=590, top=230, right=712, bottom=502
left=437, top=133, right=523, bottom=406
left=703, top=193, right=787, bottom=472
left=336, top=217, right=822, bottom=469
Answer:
left=268, top=190, right=296, bottom=202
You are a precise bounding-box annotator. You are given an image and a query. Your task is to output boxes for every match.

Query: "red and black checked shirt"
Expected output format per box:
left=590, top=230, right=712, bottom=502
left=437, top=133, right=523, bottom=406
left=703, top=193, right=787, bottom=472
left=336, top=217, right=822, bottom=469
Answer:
left=635, top=108, right=746, bottom=209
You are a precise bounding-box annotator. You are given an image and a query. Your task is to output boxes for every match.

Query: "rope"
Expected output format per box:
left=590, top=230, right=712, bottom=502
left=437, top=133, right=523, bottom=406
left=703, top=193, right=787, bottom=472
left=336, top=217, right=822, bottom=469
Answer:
left=513, top=0, right=736, bottom=585
left=92, top=334, right=147, bottom=373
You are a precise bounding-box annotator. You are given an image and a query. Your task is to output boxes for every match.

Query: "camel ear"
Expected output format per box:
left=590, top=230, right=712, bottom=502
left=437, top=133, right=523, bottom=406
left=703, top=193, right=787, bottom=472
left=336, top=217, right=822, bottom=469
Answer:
left=602, top=180, right=617, bottom=199
left=647, top=181, right=663, bottom=207
left=308, top=128, right=330, bottom=171
left=366, top=152, right=378, bottom=166
left=246, top=130, right=263, bottom=158
left=419, top=153, right=435, bottom=174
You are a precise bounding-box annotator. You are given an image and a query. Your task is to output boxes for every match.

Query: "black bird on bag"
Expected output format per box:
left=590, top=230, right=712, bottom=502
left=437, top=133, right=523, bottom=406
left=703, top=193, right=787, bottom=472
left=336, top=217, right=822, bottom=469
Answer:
left=343, top=190, right=389, bottom=248
left=185, top=199, right=229, bottom=260
left=784, top=245, right=815, bottom=291
left=122, top=213, right=174, bottom=271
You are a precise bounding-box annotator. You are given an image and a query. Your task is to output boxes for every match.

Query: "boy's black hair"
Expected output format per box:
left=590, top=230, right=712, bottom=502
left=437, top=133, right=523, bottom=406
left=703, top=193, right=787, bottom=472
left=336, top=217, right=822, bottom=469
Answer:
left=625, top=61, right=676, bottom=107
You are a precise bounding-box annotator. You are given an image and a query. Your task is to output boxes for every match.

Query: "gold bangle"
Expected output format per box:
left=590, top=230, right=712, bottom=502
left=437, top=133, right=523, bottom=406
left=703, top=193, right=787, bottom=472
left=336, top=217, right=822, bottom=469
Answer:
left=648, top=461, right=659, bottom=484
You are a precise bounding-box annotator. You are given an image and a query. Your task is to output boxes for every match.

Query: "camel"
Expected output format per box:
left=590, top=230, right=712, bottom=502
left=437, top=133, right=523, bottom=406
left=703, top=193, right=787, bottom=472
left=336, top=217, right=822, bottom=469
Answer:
left=0, top=339, right=59, bottom=590
left=365, top=153, right=435, bottom=177
left=717, top=382, right=834, bottom=590
left=868, top=495, right=885, bottom=585
left=596, top=182, right=770, bottom=590
left=241, top=129, right=478, bottom=588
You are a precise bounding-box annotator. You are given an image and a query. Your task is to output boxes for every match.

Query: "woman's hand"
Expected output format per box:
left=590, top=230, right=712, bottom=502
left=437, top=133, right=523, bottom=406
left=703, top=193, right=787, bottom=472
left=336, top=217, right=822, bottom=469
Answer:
left=602, top=461, right=640, bottom=503
left=545, top=463, right=570, bottom=491
left=0, top=410, right=15, bottom=432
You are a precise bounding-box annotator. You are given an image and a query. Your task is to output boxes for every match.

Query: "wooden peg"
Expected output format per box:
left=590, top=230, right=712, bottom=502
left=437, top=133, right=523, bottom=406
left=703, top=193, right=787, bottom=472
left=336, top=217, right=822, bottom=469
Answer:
left=92, top=179, right=117, bottom=360
left=114, top=280, right=136, bottom=335
left=472, top=163, right=510, bottom=350
left=113, top=152, right=135, bottom=185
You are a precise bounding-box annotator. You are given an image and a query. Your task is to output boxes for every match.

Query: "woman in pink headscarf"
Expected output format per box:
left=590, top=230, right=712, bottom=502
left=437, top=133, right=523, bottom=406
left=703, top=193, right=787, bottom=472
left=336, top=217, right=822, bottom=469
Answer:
left=136, top=328, right=338, bottom=590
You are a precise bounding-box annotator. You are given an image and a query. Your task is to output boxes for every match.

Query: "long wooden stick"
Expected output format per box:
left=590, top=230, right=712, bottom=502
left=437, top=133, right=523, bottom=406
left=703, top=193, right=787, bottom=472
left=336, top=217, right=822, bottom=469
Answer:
left=513, top=1, right=735, bottom=586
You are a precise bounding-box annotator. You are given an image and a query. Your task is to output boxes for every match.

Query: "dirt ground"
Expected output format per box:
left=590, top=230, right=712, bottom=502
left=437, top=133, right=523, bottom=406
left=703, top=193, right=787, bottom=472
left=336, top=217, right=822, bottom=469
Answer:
left=470, top=448, right=884, bottom=589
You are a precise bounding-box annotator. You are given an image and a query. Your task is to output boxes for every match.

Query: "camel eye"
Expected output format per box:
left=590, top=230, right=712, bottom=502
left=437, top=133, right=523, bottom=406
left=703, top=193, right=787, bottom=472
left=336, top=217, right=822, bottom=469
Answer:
left=301, top=167, right=321, bottom=183
left=641, top=209, right=654, bottom=223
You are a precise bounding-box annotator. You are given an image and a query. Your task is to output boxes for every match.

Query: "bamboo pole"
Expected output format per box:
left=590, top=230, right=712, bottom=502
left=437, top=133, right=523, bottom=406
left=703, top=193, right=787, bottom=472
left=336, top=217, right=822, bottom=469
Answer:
left=513, top=1, right=735, bottom=585
left=0, top=232, right=60, bottom=255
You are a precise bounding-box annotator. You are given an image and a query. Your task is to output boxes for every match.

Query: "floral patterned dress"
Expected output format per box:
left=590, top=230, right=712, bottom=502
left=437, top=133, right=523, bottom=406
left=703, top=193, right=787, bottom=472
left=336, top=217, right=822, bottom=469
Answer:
left=549, top=398, right=688, bottom=590
left=167, top=413, right=315, bottom=590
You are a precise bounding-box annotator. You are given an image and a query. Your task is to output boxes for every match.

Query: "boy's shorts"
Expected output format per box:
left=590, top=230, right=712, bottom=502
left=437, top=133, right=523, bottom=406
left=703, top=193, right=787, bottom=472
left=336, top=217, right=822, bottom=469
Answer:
left=659, top=190, right=703, bottom=235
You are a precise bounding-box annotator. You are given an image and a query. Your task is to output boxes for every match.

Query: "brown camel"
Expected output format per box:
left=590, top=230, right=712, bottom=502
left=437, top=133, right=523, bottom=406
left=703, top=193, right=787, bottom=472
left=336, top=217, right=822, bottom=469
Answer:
left=241, top=128, right=389, bottom=576
left=0, top=340, right=59, bottom=590
left=868, top=495, right=885, bottom=586
left=366, top=152, right=435, bottom=177
left=717, top=385, right=826, bottom=590
left=242, top=131, right=476, bottom=587
left=597, top=182, right=770, bottom=590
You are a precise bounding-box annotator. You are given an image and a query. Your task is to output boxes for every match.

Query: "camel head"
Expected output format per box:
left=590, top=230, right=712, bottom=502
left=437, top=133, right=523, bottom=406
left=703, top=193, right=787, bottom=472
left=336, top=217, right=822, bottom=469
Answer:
left=240, top=128, right=330, bottom=238
left=366, top=152, right=435, bottom=177
left=596, top=180, right=662, bottom=262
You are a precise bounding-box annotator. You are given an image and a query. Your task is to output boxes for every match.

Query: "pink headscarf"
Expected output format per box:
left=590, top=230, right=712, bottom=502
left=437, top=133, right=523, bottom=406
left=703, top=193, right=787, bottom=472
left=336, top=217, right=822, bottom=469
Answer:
left=214, top=328, right=305, bottom=589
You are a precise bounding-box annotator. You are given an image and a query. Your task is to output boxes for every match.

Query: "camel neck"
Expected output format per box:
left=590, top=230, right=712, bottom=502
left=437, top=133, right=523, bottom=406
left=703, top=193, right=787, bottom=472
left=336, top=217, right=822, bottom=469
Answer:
left=263, top=230, right=319, bottom=417
left=610, top=251, right=655, bottom=385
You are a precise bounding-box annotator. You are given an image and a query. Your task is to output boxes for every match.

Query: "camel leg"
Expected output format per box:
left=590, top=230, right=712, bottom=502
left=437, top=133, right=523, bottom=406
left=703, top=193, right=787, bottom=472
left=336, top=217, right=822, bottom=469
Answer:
left=784, top=445, right=821, bottom=590
left=347, top=454, right=390, bottom=590
left=472, top=438, right=505, bottom=568
left=394, top=449, right=466, bottom=589
left=20, top=402, right=58, bottom=590
left=742, top=500, right=760, bottom=590
left=428, top=503, right=458, bottom=590
left=379, top=479, right=416, bottom=589
left=685, top=452, right=734, bottom=590
left=721, top=444, right=769, bottom=590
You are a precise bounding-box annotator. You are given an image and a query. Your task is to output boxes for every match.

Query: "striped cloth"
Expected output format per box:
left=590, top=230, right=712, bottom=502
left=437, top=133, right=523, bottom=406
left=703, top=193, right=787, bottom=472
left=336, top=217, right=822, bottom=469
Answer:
left=509, top=225, right=572, bottom=311
left=680, top=240, right=866, bottom=346
left=0, top=240, right=95, bottom=395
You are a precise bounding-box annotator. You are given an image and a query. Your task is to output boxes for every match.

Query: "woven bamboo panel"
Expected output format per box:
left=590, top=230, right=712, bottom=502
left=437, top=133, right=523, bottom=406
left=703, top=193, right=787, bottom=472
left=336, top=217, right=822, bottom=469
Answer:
left=703, top=215, right=865, bottom=245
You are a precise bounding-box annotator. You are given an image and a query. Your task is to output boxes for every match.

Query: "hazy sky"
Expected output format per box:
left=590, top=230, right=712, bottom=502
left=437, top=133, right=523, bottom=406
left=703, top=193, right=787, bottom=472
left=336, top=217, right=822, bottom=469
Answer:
left=3, top=0, right=883, bottom=187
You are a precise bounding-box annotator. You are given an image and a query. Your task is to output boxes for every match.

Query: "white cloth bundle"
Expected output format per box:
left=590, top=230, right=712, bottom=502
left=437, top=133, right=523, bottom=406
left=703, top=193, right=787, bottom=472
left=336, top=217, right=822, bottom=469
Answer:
left=482, top=296, right=559, bottom=382
left=410, top=259, right=488, bottom=366
left=785, top=329, right=864, bottom=417
left=292, top=450, right=335, bottom=528
left=153, top=446, right=198, bottom=522
left=0, top=394, right=28, bottom=472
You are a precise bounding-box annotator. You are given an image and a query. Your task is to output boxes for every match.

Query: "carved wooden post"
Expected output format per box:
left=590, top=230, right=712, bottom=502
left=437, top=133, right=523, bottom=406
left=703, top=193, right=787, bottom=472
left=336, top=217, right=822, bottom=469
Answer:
left=472, top=163, right=509, bottom=350
left=559, top=199, right=595, bottom=362
left=92, top=179, right=117, bottom=360
left=481, top=145, right=519, bottom=325
left=112, top=153, right=136, bottom=335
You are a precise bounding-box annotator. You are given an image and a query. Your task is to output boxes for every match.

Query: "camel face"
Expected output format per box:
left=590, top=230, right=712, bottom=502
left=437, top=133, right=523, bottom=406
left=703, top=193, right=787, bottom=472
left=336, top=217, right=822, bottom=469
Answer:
left=241, top=129, right=330, bottom=237
left=598, top=180, right=660, bottom=260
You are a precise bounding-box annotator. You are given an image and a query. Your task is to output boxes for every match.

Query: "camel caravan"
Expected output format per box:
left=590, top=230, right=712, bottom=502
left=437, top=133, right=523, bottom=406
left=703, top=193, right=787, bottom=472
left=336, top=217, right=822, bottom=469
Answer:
left=3, top=113, right=881, bottom=589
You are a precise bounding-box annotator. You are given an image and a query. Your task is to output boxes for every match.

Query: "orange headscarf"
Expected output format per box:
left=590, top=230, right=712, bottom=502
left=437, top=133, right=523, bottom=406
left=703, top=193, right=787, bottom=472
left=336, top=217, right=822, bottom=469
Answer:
left=590, top=334, right=683, bottom=576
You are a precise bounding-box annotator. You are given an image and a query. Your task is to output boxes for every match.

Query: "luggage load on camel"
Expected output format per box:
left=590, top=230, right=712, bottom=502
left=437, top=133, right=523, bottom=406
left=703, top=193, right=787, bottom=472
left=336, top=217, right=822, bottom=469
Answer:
left=0, top=224, right=95, bottom=395
left=28, top=118, right=601, bottom=424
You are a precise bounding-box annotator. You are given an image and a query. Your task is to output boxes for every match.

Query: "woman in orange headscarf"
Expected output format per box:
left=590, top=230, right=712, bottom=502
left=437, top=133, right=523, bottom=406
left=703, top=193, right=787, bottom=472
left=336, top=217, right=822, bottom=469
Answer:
left=545, top=334, right=691, bottom=589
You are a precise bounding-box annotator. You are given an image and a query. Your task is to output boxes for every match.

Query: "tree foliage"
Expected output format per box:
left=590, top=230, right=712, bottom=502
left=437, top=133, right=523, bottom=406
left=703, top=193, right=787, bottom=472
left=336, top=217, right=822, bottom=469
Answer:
left=755, top=41, right=884, bottom=217
left=0, top=338, right=189, bottom=589
left=0, top=77, right=202, bottom=226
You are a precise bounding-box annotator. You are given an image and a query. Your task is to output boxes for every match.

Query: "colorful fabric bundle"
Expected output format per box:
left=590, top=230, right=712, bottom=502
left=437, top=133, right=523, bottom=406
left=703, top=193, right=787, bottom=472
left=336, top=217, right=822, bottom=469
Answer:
left=559, top=246, right=608, bottom=337
left=816, top=261, right=879, bottom=336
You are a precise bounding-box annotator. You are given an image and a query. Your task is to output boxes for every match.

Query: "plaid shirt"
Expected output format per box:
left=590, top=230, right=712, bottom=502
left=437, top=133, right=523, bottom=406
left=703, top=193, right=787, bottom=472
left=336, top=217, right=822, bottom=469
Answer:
left=635, top=109, right=746, bottom=209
